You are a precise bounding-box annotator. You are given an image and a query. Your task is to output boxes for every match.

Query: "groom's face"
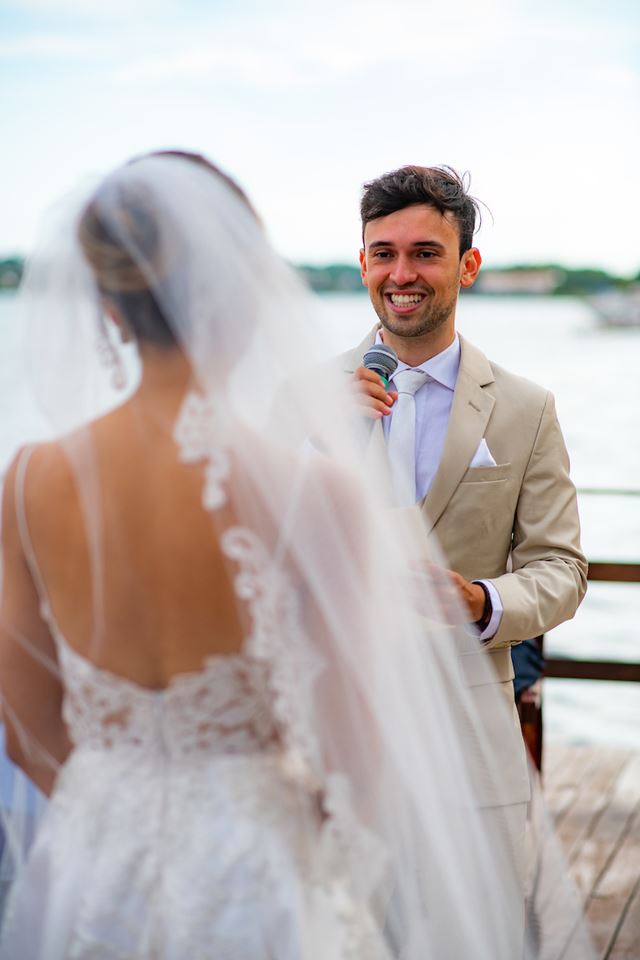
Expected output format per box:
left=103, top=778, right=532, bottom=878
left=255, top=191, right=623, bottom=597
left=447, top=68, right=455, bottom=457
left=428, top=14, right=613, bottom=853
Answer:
left=359, top=204, right=480, bottom=341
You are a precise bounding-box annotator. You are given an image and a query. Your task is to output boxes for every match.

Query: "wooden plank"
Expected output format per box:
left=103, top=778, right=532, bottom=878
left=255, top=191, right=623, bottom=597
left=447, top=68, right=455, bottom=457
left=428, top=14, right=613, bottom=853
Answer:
left=607, top=876, right=640, bottom=959
left=544, top=746, right=592, bottom=823
left=544, top=659, right=640, bottom=682
left=543, top=743, right=574, bottom=783
left=570, top=754, right=640, bottom=900
left=540, top=748, right=640, bottom=959
left=544, top=746, right=597, bottom=824
left=543, top=745, right=594, bottom=793
left=556, top=750, right=631, bottom=866
left=585, top=801, right=640, bottom=957
left=587, top=562, right=640, bottom=583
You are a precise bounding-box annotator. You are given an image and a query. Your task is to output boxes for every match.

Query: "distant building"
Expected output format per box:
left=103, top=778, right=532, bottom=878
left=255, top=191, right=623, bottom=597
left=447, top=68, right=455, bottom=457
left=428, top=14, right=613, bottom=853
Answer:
left=476, top=268, right=563, bottom=295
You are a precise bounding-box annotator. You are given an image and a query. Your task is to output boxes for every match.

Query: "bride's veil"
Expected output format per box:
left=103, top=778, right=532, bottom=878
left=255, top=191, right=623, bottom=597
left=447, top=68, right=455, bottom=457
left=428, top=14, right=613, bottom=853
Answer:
left=0, top=152, right=593, bottom=958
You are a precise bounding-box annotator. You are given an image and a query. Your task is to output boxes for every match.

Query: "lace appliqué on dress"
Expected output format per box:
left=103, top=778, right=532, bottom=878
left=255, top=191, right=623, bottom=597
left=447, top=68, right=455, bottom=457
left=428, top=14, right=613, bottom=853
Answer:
left=221, top=525, right=389, bottom=958
left=173, top=389, right=230, bottom=510
left=221, top=526, right=324, bottom=784
left=54, top=635, right=278, bottom=757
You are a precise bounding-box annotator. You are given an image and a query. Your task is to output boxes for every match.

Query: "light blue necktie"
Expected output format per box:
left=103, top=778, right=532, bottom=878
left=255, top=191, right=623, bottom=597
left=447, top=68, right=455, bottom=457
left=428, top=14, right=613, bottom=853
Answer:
left=386, top=369, right=429, bottom=507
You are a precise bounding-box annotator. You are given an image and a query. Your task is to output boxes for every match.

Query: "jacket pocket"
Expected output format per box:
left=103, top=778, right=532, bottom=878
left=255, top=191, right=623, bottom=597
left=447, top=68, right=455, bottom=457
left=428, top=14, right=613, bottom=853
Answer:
left=460, top=463, right=511, bottom=483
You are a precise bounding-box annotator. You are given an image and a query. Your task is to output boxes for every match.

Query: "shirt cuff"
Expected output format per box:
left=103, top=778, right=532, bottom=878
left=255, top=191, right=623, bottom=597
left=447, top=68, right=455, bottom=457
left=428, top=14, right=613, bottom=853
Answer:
left=473, top=579, right=503, bottom=641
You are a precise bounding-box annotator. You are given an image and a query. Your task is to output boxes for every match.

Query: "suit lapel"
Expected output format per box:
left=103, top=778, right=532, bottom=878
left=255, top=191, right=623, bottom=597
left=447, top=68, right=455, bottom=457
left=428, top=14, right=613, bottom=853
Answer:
left=422, top=336, right=496, bottom=531
left=340, top=326, right=378, bottom=376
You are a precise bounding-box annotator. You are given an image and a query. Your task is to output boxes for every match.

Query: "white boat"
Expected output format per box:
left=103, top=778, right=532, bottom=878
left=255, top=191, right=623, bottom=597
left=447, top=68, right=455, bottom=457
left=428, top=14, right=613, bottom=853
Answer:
left=587, top=287, right=640, bottom=327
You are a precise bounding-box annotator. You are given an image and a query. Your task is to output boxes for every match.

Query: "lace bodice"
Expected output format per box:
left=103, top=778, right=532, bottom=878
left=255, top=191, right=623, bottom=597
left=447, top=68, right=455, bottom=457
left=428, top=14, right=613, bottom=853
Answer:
left=53, top=630, right=279, bottom=757
left=41, top=520, right=312, bottom=762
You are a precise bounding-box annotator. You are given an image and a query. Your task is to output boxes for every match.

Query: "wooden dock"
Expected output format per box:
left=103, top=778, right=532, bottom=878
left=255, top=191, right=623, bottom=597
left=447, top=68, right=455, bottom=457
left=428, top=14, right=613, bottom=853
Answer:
left=543, top=743, right=640, bottom=958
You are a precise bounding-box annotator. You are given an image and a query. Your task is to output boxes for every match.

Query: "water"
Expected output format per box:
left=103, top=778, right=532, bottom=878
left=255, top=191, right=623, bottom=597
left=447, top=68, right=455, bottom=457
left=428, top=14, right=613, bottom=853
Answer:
left=1, top=291, right=639, bottom=747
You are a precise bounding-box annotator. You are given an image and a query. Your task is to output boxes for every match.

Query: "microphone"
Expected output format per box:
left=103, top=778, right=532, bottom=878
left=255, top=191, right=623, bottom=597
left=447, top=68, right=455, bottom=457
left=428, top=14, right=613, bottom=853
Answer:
left=363, top=344, right=398, bottom=388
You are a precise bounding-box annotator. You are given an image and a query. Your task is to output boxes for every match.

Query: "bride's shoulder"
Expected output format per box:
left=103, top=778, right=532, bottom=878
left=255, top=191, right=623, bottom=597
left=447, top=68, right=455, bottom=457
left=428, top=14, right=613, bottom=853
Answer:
left=2, top=438, right=79, bottom=521
left=4, top=440, right=64, bottom=483
left=4, top=404, right=119, bottom=483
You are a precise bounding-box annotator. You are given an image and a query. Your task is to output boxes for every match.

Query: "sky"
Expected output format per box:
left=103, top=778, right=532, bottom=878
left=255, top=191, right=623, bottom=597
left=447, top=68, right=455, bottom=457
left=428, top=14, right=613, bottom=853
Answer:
left=1, top=0, right=639, bottom=274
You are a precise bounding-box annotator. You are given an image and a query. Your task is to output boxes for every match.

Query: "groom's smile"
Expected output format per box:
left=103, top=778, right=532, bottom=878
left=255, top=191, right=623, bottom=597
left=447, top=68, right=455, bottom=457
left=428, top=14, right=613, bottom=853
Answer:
left=384, top=289, right=429, bottom=316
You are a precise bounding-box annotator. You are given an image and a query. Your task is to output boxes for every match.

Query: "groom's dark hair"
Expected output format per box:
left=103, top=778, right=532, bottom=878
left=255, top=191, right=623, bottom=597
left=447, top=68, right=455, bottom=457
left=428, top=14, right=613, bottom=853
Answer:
left=360, top=165, right=482, bottom=257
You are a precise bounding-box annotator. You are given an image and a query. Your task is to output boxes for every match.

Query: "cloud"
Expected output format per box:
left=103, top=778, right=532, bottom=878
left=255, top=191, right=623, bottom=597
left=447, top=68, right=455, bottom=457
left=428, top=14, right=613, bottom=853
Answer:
left=110, top=1, right=517, bottom=89
left=0, top=33, right=101, bottom=59
left=113, top=45, right=302, bottom=87
left=2, top=0, right=176, bottom=15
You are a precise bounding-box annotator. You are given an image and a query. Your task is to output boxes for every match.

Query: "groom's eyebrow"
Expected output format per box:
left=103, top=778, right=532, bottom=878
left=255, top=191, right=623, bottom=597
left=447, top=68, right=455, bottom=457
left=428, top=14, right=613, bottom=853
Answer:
left=367, top=240, right=446, bottom=250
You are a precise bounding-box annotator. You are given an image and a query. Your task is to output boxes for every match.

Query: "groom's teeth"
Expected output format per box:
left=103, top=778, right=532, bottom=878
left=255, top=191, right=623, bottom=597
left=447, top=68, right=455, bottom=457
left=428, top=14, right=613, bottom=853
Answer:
left=390, top=294, right=423, bottom=305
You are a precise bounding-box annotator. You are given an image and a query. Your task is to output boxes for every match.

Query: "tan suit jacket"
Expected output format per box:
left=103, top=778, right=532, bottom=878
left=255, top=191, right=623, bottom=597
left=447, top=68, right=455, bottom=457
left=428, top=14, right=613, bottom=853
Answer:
left=340, top=327, right=587, bottom=807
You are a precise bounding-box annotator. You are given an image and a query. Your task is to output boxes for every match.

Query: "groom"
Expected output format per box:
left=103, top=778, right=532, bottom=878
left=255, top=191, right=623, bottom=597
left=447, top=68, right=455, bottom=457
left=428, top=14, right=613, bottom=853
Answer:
left=343, top=165, right=587, bottom=896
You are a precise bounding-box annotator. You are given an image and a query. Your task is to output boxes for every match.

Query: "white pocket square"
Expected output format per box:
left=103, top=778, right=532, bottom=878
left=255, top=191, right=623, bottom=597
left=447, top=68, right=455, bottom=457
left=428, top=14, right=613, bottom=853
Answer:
left=469, top=438, right=497, bottom=468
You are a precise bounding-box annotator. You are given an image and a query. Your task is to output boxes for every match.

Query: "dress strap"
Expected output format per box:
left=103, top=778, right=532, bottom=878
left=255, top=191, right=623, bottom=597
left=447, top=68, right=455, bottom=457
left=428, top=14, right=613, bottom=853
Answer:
left=13, top=446, right=52, bottom=613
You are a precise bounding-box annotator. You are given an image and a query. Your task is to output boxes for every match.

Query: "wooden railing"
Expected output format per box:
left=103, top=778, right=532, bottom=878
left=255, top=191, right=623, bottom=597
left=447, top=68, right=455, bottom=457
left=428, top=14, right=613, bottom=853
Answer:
left=518, top=560, right=640, bottom=772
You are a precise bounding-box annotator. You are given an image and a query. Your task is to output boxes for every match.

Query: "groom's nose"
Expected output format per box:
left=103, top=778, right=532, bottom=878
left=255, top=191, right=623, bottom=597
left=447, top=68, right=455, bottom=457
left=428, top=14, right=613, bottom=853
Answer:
left=389, top=255, right=419, bottom=286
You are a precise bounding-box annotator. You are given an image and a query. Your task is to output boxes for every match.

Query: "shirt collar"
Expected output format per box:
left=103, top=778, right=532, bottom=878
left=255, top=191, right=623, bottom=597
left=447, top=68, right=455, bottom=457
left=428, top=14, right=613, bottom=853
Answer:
left=374, top=330, right=460, bottom=390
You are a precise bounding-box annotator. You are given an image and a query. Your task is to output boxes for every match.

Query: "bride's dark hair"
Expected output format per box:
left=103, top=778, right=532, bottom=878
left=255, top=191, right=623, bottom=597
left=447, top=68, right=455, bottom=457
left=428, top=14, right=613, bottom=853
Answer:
left=77, top=150, right=255, bottom=347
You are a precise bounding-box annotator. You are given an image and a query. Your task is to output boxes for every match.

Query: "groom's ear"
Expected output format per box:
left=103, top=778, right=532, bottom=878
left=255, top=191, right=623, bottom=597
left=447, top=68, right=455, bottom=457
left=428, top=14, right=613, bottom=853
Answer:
left=459, top=248, right=481, bottom=289
left=359, top=248, right=368, bottom=287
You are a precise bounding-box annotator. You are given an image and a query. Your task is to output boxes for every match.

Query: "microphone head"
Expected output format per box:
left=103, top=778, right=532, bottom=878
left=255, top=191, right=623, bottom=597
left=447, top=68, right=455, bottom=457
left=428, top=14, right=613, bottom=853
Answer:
left=363, top=344, right=398, bottom=383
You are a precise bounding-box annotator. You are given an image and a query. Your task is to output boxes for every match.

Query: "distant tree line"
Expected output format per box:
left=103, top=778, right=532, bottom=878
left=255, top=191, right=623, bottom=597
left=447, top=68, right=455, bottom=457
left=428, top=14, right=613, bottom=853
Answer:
left=1, top=256, right=638, bottom=297
left=296, top=264, right=364, bottom=293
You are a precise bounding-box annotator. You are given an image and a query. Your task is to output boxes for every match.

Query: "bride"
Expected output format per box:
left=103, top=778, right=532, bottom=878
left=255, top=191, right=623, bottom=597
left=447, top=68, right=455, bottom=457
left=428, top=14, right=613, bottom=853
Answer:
left=0, top=151, right=591, bottom=958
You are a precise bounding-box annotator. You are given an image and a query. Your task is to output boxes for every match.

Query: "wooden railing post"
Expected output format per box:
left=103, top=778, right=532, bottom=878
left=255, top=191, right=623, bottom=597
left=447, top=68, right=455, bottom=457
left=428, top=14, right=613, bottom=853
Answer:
left=516, top=635, right=544, bottom=772
left=518, top=560, right=640, bottom=774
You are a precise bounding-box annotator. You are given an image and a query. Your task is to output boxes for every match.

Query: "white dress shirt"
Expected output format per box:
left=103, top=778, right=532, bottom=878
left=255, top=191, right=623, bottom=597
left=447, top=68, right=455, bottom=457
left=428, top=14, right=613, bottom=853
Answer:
left=377, top=331, right=502, bottom=640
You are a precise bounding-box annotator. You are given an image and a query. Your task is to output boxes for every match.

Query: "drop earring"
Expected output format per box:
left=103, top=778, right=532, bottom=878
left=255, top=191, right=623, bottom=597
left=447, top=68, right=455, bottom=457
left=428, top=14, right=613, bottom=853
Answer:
left=96, top=310, right=127, bottom=390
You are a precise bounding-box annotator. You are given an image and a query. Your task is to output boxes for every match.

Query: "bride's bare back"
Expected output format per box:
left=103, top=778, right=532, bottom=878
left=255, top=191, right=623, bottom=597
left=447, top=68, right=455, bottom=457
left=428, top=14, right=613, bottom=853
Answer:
left=21, top=398, right=255, bottom=690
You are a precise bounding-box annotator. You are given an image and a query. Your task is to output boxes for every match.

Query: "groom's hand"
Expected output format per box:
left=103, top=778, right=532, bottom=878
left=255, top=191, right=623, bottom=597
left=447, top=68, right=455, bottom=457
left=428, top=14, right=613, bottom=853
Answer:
left=445, top=570, right=487, bottom=622
left=407, top=561, right=486, bottom=624
left=352, top=367, right=398, bottom=419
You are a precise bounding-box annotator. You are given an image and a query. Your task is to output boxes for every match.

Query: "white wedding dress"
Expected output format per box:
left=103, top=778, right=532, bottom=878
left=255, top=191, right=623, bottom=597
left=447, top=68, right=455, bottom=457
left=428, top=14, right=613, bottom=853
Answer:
left=0, top=525, right=390, bottom=960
